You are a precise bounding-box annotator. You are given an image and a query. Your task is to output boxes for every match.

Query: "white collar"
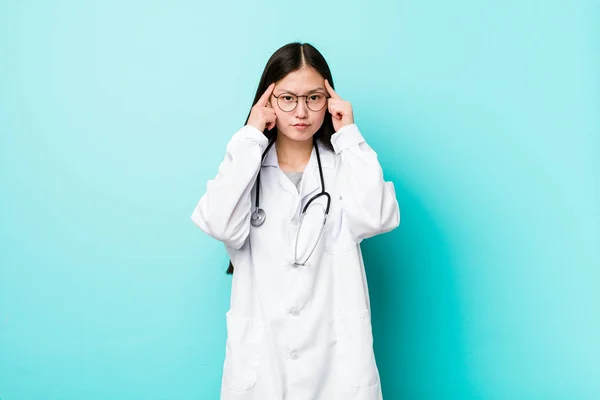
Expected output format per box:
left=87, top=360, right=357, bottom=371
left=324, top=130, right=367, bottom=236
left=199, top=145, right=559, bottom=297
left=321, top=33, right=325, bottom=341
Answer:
left=262, top=139, right=335, bottom=169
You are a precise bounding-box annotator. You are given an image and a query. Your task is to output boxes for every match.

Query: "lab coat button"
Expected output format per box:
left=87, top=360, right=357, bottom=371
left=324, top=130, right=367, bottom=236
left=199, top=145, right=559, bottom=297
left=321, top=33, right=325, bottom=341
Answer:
left=290, top=351, right=299, bottom=360
left=289, top=307, right=300, bottom=316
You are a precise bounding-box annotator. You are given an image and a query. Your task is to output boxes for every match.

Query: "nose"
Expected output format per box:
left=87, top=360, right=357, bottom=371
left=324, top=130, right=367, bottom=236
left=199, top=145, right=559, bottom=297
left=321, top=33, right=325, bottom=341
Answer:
left=294, top=99, right=308, bottom=118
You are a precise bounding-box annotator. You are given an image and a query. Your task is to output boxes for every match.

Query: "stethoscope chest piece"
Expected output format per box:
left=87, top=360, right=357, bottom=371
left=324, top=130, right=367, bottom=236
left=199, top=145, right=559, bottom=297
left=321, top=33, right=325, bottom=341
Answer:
left=251, top=208, right=266, bottom=227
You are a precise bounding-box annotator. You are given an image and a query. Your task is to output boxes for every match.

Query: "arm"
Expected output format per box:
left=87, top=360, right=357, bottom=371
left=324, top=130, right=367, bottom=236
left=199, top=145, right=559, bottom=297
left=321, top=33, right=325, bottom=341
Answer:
left=191, top=125, right=268, bottom=249
left=331, top=123, right=400, bottom=243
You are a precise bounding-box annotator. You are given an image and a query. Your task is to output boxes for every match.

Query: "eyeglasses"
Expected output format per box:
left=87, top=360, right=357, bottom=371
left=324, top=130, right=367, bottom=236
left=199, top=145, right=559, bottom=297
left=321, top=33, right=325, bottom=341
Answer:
left=272, top=92, right=330, bottom=112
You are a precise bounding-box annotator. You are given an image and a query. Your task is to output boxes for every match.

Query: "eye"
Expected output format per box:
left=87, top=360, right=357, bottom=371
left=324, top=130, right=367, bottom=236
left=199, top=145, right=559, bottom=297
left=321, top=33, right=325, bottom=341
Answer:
left=309, top=94, right=322, bottom=101
left=282, top=95, right=294, bottom=101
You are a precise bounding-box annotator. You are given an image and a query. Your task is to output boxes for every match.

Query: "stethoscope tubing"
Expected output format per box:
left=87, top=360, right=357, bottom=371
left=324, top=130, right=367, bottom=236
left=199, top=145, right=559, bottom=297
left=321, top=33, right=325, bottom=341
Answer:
left=252, top=135, right=330, bottom=227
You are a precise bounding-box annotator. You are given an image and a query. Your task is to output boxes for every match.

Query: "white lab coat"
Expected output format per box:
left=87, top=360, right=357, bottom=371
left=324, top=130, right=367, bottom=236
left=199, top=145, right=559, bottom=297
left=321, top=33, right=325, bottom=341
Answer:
left=191, top=123, right=400, bottom=400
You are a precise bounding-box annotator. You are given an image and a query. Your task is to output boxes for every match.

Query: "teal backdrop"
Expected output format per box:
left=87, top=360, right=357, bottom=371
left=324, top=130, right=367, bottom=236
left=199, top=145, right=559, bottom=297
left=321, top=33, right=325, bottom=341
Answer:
left=1, top=0, right=598, bottom=399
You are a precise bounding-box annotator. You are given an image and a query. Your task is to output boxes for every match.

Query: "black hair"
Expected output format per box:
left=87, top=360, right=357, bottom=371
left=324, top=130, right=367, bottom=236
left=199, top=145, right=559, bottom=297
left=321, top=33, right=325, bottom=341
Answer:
left=227, top=42, right=336, bottom=275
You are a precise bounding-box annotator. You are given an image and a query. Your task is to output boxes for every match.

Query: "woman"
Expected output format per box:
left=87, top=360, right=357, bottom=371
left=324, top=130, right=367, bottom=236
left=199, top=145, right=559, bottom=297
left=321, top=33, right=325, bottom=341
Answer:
left=191, top=42, right=400, bottom=400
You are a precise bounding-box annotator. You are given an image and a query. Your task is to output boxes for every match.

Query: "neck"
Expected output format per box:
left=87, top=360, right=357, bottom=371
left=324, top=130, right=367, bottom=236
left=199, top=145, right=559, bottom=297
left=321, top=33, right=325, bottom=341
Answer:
left=275, top=133, right=313, bottom=173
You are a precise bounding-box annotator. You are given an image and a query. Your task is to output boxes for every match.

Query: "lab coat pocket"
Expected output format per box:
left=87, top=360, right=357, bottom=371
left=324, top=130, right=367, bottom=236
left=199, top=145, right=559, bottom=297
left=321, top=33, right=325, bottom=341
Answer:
left=324, top=196, right=357, bottom=255
left=333, top=309, right=379, bottom=387
left=223, top=310, right=264, bottom=391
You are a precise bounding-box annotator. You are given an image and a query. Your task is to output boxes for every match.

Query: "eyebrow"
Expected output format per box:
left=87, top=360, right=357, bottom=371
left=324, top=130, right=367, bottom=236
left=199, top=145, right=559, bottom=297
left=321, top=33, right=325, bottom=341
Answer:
left=276, top=87, right=325, bottom=94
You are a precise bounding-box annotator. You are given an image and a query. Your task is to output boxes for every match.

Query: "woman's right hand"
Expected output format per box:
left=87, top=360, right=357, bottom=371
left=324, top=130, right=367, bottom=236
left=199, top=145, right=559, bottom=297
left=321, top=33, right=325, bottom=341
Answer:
left=247, top=82, right=277, bottom=132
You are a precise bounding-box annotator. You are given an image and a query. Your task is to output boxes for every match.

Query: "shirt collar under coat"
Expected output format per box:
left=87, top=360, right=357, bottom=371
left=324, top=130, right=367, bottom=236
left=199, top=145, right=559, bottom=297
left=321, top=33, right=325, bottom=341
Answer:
left=260, top=138, right=335, bottom=207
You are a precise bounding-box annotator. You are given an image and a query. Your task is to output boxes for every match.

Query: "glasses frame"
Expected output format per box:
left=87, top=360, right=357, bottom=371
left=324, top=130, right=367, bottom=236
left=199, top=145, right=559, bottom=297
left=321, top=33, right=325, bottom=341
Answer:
left=271, top=92, right=331, bottom=112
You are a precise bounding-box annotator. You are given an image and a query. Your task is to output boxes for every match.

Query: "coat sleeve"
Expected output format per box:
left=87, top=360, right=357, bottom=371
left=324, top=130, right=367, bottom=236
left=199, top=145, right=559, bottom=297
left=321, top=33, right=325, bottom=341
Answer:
left=330, top=123, right=400, bottom=243
left=191, top=124, right=269, bottom=249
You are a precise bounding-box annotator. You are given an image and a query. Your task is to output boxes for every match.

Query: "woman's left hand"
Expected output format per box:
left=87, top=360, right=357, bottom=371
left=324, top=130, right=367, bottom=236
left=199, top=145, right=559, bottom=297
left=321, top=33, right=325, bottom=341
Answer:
left=325, top=79, right=354, bottom=132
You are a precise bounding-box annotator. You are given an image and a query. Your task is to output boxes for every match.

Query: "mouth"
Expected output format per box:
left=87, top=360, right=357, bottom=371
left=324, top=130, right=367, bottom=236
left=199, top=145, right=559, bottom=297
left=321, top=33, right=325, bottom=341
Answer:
left=293, top=124, right=310, bottom=129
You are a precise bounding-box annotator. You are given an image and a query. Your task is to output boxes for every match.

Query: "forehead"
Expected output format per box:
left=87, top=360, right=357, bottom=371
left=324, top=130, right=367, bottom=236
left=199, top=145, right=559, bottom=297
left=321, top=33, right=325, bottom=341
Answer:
left=275, top=66, right=324, bottom=92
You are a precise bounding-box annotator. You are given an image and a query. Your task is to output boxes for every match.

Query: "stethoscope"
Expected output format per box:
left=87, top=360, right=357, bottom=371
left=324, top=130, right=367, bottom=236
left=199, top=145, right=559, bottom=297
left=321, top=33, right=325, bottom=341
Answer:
left=250, top=135, right=331, bottom=266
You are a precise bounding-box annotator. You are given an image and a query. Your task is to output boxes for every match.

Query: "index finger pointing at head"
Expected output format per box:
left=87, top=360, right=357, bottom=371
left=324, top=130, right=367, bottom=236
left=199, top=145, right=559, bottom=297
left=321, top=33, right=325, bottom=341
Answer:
left=257, top=82, right=275, bottom=107
left=324, top=79, right=341, bottom=99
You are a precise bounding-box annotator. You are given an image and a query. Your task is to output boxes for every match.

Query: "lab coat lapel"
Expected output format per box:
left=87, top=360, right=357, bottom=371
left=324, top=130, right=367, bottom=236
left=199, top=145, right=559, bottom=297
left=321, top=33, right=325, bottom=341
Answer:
left=262, top=139, right=301, bottom=196
left=263, top=138, right=333, bottom=214
left=299, top=148, right=320, bottom=207
left=300, top=140, right=334, bottom=205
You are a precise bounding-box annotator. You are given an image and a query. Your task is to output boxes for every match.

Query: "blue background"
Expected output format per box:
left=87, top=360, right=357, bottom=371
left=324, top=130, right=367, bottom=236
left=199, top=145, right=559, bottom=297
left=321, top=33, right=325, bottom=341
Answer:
left=1, top=0, right=599, bottom=399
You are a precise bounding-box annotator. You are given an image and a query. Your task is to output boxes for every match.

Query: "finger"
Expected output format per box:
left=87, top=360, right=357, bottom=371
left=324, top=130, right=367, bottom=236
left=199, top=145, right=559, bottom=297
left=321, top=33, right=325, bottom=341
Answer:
left=327, top=98, right=344, bottom=107
left=265, top=95, right=274, bottom=109
left=266, top=112, right=277, bottom=130
left=324, top=79, right=341, bottom=100
left=327, top=100, right=341, bottom=114
left=256, top=82, right=275, bottom=107
left=328, top=104, right=345, bottom=120
left=328, top=106, right=341, bottom=119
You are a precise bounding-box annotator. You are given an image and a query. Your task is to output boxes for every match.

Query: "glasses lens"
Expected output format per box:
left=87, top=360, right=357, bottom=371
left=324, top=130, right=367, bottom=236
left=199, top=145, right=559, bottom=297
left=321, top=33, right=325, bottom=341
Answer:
left=278, top=93, right=297, bottom=112
left=307, top=93, right=327, bottom=111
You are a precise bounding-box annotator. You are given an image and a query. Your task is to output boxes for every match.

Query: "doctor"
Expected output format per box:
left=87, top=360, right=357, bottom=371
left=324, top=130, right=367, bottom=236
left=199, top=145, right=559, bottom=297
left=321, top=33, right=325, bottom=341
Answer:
left=191, top=42, right=400, bottom=400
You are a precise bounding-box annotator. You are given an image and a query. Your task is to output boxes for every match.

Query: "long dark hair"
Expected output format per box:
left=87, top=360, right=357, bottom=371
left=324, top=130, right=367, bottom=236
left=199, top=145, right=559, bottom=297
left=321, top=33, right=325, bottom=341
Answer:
left=226, top=42, right=337, bottom=275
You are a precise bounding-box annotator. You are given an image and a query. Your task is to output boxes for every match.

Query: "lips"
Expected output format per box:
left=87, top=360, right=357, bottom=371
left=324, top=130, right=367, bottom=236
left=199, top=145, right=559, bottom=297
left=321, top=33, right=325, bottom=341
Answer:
left=293, top=124, right=309, bottom=127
